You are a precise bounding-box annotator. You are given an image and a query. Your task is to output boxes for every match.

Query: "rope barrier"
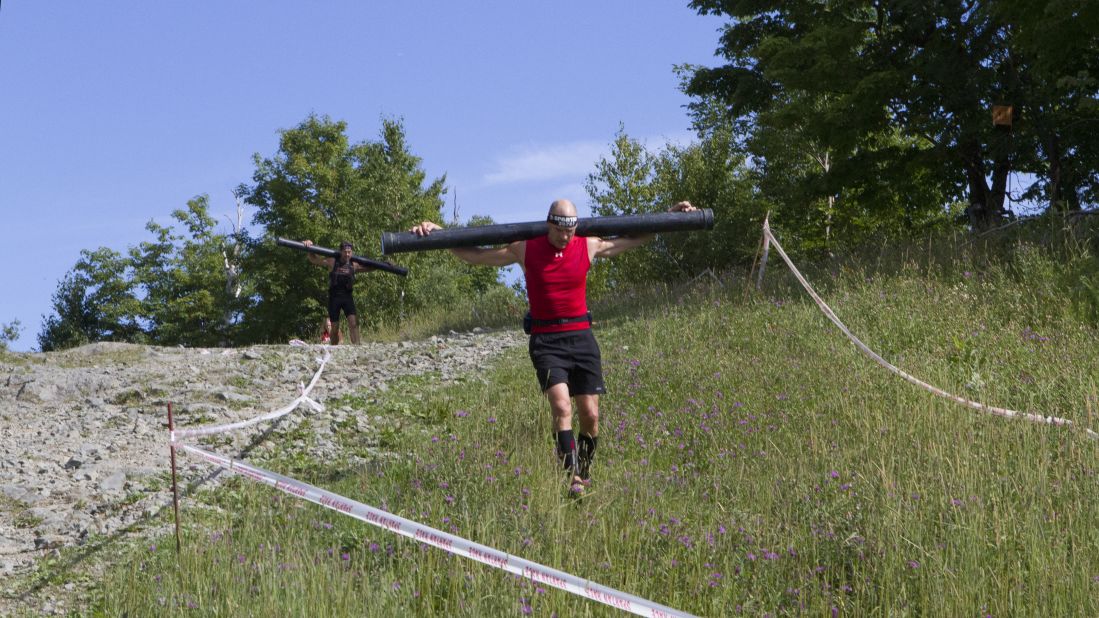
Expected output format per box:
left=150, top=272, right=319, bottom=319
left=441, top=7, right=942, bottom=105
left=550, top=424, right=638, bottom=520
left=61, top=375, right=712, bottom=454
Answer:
left=168, top=341, right=697, bottom=617
left=172, top=342, right=331, bottom=439
left=761, top=220, right=1097, bottom=441
left=177, top=442, right=696, bottom=618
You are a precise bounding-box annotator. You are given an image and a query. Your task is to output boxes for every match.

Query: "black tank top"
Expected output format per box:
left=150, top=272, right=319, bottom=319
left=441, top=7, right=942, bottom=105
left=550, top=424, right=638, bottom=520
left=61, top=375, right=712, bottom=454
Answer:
left=329, top=259, right=355, bottom=294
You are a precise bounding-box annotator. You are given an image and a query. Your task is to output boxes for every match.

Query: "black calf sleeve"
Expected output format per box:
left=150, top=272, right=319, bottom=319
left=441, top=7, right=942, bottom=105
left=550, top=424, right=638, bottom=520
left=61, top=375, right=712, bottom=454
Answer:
left=555, top=429, right=576, bottom=472
left=577, top=434, right=598, bottom=480
left=578, top=433, right=598, bottom=457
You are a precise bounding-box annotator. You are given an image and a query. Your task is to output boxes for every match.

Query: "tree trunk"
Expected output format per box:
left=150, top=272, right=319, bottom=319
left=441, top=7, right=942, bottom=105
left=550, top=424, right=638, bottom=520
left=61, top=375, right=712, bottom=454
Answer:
left=1043, top=134, right=1080, bottom=212
left=990, top=155, right=1010, bottom=217
left=963, top=142, right=1006, bottom=230
left=1046, top=133, right=1063, bottom=210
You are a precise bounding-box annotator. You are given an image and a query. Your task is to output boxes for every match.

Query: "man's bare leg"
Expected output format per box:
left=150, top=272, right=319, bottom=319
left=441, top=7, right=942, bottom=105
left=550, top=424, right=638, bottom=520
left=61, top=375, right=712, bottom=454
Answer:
left=574, top=394, right=599, bottom=483
left=544, top=383, right=582, bottom=484
left=348, top=314, right=361, bottom=344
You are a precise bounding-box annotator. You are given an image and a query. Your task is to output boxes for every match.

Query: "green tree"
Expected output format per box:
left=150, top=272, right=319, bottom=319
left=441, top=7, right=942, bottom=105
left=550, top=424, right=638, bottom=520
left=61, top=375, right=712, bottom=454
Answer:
left=584, top=128, right=660, bottom=295
left=131, top=195, right=246, bottom=346
left=585, top=125, right=761, bottom=292
left=992, top=0, right=1099, bottom=211
left=683, top=0, right=1098, bottom=231
left=38, top=248, right=144, bottom=351
left=39, top=197, right=246, bottom=351
left=0, top=320, right=22, bottom=351
left=695, top=83, right=957, bottom=252
left=461, top=214, right=509, bottom=294
left=39, top=114, right=513, bottom=350
left=239, top=114, right=499, bottom=342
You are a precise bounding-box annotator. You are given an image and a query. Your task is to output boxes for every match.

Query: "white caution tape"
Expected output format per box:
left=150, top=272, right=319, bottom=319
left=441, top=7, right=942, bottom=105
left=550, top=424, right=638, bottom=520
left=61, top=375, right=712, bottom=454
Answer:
left=763, top=222, right=1098, bottom=440
left=173, top=345, right=332, bottom=439
left=176, top=442, right=697, bottom=618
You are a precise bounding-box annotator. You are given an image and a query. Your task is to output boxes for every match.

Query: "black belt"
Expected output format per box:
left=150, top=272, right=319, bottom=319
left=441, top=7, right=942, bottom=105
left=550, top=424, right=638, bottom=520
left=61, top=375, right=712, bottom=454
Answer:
left=524, top=311, right=592, bottom=334
left=530, top=312, right=592, bottom=327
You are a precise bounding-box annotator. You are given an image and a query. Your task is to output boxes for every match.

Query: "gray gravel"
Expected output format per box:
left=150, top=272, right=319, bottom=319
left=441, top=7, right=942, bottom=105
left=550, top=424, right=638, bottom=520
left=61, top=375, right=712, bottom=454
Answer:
left=0, top=329, right=524, bottom=615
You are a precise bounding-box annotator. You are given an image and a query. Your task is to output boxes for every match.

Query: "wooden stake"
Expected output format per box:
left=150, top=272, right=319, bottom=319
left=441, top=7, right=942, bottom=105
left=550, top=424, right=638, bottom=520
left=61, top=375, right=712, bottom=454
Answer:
left=168, top=402, right=182, bottom=553
left=756, top=214, right=771, bottom=291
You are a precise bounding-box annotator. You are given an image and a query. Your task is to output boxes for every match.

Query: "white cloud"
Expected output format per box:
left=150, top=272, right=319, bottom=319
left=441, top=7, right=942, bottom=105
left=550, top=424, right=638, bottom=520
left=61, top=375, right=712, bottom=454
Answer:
left=482, top=131, right=699, bottom=187
left=483, top=141, right=608, bottom=186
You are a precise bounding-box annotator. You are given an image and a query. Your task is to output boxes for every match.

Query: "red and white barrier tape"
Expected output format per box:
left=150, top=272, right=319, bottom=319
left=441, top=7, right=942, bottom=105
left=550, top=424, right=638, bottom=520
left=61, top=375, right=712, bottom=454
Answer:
left=762, top=222, right=1098, bottom=440
left=176, top=442, right=697, bottom=618
left=172, top=342, right=331, bottom=440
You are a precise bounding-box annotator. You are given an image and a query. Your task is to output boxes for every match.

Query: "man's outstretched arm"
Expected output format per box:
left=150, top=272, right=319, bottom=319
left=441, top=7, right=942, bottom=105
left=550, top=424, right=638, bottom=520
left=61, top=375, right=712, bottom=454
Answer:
left=409, top=221, right=523, bottom=267
left=301, top=240, right=332, bottom=267
left=589, top=201, right=697, bottom=259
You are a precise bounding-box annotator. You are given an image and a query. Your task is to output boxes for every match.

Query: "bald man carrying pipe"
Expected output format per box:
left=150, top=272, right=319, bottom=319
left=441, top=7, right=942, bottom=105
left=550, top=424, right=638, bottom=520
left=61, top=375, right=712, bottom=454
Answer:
left=411, top=199, right=697, bottom=493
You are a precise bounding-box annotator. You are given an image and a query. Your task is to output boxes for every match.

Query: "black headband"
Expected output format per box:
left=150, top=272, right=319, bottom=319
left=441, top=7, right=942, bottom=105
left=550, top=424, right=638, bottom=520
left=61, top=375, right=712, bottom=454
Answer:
left=547, top=214, right=578, bottom=228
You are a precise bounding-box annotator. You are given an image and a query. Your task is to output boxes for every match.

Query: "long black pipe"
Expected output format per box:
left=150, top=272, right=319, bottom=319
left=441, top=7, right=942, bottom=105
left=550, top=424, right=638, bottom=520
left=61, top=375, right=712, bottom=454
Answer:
left=276, top=238, right=409, bottom=277
left=380, top=208, right=714, bottom=255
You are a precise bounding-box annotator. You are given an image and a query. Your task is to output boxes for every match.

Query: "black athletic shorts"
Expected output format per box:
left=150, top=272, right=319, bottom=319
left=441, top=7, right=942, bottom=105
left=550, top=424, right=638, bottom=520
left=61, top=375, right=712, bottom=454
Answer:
left=528, top=328, right=606, bottom=395
left=328, top=293, right=356, bottom=322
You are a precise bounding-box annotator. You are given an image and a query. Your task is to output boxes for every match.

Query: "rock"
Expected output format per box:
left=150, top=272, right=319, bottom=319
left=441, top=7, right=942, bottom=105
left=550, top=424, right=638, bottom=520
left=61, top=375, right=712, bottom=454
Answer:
left=99, top=472, right=126, bottom=493
left=78, top=443, right=102, bottom=458
left=20, top=490, right=48, bottom=506
left=33, top=534, right=65, bottom=550
left=217, top=391, right=252, bottom=403
left=16, top=380, right=59, bottom=403
left=0, top=484, right=27, bottom=502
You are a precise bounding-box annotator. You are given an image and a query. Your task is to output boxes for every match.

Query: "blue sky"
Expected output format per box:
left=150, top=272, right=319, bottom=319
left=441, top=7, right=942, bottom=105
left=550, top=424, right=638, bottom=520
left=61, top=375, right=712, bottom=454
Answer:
left=0, top=2, right=726, bottom=351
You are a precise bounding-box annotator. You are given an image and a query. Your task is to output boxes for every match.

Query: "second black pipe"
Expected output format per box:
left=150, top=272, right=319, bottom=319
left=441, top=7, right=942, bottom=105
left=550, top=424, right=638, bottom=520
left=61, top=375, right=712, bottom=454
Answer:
left=276, top=238, right=409, bottom=277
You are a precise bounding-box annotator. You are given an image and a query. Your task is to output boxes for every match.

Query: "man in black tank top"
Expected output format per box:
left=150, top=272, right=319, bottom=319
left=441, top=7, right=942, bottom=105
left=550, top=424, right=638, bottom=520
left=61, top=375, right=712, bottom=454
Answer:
left=301, top=240, right=374, bottom=344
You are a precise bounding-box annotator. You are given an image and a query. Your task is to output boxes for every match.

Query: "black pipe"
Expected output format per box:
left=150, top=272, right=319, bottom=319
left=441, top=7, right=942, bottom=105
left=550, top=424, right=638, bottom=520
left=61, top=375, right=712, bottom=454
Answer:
left=276, top=238, right=409, bottom=277
left=380, top=208, right=714, bottom=255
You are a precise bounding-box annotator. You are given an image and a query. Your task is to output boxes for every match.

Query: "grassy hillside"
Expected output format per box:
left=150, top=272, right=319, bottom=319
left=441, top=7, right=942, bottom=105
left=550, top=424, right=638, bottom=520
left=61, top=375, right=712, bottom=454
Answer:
left=89, top=241, right=1098, bottom=616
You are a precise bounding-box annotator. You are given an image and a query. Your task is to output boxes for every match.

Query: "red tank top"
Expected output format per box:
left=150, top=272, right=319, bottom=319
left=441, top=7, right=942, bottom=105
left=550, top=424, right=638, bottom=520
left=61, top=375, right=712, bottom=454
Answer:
left=524, top=235, right=590, bottom=333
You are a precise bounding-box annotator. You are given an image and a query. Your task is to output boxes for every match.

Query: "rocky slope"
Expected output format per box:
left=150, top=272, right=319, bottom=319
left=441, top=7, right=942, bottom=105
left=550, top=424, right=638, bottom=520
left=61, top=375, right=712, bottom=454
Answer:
left=0, top=329, right=524, bottom=615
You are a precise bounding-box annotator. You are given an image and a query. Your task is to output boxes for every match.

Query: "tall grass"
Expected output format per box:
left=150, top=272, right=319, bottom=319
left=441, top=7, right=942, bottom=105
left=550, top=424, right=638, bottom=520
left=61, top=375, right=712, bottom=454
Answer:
left=81, top=233, right=1098, bottom=616
left=370, top=284, right=527, bottom=342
